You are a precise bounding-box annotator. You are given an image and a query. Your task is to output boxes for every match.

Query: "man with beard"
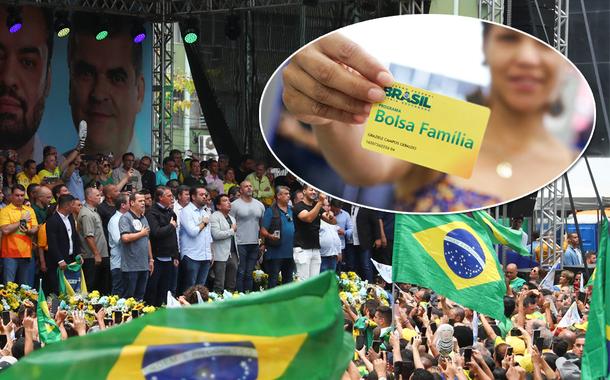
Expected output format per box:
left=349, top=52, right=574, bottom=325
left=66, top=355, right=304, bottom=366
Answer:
left=0, top=6, right=54, bottom=161
left=68, top=13, right=144, bottom=158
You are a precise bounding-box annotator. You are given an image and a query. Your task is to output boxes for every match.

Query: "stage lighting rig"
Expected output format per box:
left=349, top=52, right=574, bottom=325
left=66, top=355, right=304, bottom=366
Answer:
left=54, top=12, right=71, bottom=38
left=131, top=22, right=146, bottom=43
left=6, top=6, right=22, bottom=34
left=183, top=20, right=199, bottom=44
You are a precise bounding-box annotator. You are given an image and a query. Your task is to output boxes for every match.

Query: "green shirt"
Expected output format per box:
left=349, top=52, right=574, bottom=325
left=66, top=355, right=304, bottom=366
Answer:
left=510, top=277, right=526, bottom=292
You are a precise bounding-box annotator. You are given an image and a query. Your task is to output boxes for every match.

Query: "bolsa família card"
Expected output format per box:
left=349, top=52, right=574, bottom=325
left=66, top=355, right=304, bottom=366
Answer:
left=361, top=82, right=491, bottom=178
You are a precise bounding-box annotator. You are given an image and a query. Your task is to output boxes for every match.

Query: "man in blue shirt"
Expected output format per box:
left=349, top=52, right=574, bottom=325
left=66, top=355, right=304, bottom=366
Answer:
left=179, top=185, right=213, bottom=292
left=155, top=157, right=178, bottom=186
left=260, top=186, right=295, bottom=288
left=563, top=233, right=583, bottom=266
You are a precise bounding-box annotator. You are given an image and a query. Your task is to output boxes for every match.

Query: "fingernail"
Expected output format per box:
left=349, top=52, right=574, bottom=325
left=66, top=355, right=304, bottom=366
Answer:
left=377, top=71, right=394, bottom=86
left=363, top=103, right=372, bottom=114
left=353, top=114, right=367, bottom=123
left=368, top=88, right=385, bottom=102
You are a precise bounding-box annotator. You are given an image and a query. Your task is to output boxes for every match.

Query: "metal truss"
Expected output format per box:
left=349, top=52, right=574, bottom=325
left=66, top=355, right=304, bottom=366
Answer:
left=398, top=0, right=424, bottom=15
left=478, top=0, right=503, bottom=23
left=151, top=17, right=174, bottom=164
left=170, top=0, right=346, bottom=16
left=535, top=179, right=566, bottom=268
left=553, top=0, right=569, bottom=55
left=8, top=0, right=161, bottom=18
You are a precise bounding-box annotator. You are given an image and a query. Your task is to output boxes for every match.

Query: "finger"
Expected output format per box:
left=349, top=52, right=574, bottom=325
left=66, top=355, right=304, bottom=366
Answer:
left=317, top=33, right=394, bottom=87
left=292, top=47, right=387, bottom=106
left=283, top=82, right=367, bottom=125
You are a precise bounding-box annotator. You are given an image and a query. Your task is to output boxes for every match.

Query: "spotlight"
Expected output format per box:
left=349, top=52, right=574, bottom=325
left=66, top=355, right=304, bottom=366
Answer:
left=182, top=20, right=198, bottom=44
left=6, top=7, right=22, bottom=34
left=131, top=22, right=146, bottom=43
left=54, top=12, right=71, bottom=38
left=96, top=16, right=109, bottom=41
left=224, top=14, right=241, bottom=40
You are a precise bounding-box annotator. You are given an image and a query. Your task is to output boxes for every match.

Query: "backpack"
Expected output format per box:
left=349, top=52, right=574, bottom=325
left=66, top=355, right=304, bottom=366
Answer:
left=266, top=203, right=282, bottom=247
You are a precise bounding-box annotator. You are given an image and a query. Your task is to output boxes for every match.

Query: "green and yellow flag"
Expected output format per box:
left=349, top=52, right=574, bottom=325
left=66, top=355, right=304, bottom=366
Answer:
left=36, top=285, right=61, bottom=345
left=471, top=211, right=529, bottom=256
left=5, top=271, right=352, bottom=380
left=57, top=256, right=88, bottom=296
left=393, top=214, right=507, bottom=322
left=582, top=217, right=610, bottom=379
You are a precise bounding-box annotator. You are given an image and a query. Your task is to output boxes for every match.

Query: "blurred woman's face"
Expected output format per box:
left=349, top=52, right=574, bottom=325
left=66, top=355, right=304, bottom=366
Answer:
left=484, top=26, right=563, bottom=114
left=5, top=162, right=15, bottom=175
left=226, top=169, right=235, bottom=181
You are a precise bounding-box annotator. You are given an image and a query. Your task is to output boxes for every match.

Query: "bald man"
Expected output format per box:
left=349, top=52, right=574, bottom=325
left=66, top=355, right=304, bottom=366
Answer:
left=505, top=263, right=526, bottom=292
left=98, top=184, right=119, bottom=246
left=32, top=187, right=53, bottom=224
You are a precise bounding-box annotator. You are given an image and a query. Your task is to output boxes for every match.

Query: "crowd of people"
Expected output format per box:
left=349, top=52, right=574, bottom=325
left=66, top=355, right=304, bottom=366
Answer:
left=338, top=267, right=591, bottom=380
left=0, top=146, right=395, bottom=305
left=0, top=147, right=596, bottom=379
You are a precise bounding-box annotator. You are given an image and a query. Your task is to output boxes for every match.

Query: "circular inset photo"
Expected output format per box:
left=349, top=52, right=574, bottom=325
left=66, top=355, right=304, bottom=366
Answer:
left=259, top=15, right=595, bottom=214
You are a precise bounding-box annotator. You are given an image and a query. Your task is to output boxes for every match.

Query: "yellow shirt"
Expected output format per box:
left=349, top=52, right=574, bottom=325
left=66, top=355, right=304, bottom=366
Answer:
left=16, top=172, right=36, bottom=191
left=32, top=167, right=61, bottom=184
left=0, top=204, right=38, bottom=258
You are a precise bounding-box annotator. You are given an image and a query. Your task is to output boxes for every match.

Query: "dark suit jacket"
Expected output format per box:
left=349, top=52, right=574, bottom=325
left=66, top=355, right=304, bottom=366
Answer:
left=46, top=211, right=81, bottom=266
left=356, top=207, right=381, bottom=249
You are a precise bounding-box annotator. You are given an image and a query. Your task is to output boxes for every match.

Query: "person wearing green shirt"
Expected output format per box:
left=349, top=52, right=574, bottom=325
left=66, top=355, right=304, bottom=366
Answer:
left=246, top=162, right=274, bottom=207
left=505, top=263, right=526, bottom=291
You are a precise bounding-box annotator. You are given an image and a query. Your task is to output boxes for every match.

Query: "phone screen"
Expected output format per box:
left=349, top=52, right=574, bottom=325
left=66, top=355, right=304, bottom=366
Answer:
left=464, top=347, right=472, bottom=363
left=372, top=340, right=381, bottom=353
left=533, top=329, right=541, bottom=342
left=507, top=347, right=513, bottom=356
left=355, top=335, right=365, bottom=350
left=114, top=311, right=123, bottom=324
left=131, top=309, right=139, bottom=319
left=1, top=311, right=10, bottom=325
left=535, top=337, right=544, bottom=352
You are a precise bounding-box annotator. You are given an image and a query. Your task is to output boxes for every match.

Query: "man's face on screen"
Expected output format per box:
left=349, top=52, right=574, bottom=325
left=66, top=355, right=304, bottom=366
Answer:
left=69, top=32, right=143, bottom=155
left=0, top=6, right=50, bottom=150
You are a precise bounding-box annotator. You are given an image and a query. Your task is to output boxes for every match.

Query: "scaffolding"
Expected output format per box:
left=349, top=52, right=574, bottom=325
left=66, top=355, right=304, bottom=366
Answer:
left=478, top=0, right=503, bottom=23
left=151, top=3, right=174, bottom=163
left=398, top=0, right=425, bottom=14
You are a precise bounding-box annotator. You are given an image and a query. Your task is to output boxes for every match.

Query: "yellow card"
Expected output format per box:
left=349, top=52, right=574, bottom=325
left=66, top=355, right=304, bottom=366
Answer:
left=361, top=82, right=490, bottom=178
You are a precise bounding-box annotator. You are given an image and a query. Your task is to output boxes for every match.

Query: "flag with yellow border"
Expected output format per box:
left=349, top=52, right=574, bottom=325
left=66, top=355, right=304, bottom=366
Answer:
left=393, top=214, right=507, bottom=322
left=4, top=271, right=352, bottom=379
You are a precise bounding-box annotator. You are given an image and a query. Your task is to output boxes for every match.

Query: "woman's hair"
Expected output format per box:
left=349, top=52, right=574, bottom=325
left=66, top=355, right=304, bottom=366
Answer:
left=183, top=284, right=210, bottom=304
left=560, top=270, right=575, bottom=285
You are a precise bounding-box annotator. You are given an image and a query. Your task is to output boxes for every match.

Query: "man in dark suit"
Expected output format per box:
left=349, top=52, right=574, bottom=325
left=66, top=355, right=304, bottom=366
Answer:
left=45, top=194, right=82, bottom=295
left=352, top=205, right=382, bottom=283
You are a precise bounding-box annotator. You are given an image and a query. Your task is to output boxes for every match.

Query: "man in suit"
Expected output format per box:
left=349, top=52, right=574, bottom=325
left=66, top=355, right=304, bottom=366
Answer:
left=45, top=194, right=82, bottom=295
left=347, top=205, right=382, bottom=283
left=209, top=194, right=237, bottom=293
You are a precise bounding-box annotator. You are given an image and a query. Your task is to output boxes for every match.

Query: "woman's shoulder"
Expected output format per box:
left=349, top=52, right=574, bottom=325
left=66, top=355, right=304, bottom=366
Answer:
left=395, top=175, right=500, bottom=213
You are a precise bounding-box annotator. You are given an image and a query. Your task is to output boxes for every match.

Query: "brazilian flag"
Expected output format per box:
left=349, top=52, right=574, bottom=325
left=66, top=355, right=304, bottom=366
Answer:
left=582, top=217, right=610, bottom=379
left=36, top=285, right=61, bottom=345
left=57, top=256, right=88, bottom=296
left=393, top=214, right=507, bottom=322
left=471, top=210, right=529, bottom=256
left=4, top=271, right=352, bottom=380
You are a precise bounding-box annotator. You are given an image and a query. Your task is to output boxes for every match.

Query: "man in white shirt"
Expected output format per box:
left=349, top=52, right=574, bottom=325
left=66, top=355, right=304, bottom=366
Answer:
left=108, top=194, right=130, bottom=296
left=179, top=185, right=213, bottom=292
